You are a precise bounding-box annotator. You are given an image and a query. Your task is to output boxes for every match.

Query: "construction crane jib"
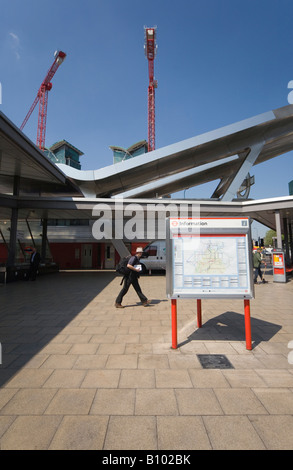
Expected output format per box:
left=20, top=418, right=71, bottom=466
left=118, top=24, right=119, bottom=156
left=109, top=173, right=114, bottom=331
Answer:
left=144, top=27, right=157, bottom=152
left=20, top=50, right=66, bottom=151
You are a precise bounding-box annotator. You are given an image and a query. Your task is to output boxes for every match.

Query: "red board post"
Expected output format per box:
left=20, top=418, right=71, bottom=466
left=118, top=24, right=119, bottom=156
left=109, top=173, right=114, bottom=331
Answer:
left=244, top=299, right=252, bottom=350
left=171, top=299, right=177, bottom=349
left=197, top=299, right=202, bottom=328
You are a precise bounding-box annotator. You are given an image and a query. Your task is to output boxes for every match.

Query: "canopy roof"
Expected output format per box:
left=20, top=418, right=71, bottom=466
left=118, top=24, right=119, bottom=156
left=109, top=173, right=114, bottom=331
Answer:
left=58, top=105, right=293, bottom=198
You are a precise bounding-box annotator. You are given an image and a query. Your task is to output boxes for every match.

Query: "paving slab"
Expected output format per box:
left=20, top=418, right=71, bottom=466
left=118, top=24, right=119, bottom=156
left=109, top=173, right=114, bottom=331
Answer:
left=104, top=416, right=157, bottom=450
left=0, top=416, right=62, bottom=450
left=176, top=388, right=223, bottom=415
left=44, top=388, right=95, bottom=415
left=157, top=416, right=212, bottom=450
left=248, top=415, right=293, bottom=450
left=1, top=388, right=57, bottom=415
left=49, top=416, right=109, bottom=450
left=203, top=416, right=266, bottom=450
left=91, top=388, right=136, bottom=415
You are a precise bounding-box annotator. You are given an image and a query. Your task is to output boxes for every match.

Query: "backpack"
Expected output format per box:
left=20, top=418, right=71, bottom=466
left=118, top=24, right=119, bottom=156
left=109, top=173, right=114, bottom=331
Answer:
left=116, top=255, right=131, bottom=276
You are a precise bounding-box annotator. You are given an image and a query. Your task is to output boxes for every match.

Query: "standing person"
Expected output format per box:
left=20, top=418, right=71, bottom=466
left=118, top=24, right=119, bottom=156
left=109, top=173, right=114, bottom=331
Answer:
left=28, top=246, right=41, bottom=281
left=115, top=247, right=150, bottom=308
left=253, top=247, right=264, bottom=284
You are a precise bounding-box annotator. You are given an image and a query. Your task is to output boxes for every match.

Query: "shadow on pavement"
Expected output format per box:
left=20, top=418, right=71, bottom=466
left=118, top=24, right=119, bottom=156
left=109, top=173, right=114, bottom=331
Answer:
left=178, top=310, right=282, bottom=349
left=0, top=271, right=116, bottom=387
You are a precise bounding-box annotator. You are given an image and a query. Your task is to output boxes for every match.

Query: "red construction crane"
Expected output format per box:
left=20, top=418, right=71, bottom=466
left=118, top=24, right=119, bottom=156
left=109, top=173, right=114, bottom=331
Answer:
left=20, top=50, right=66, bottom=151
left=144, top=27, right=158, bottom=152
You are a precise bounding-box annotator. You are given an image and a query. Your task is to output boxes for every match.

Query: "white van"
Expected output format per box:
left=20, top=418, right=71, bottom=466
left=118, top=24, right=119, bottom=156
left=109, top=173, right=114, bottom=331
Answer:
left=141, top=240, right=166, bottom=271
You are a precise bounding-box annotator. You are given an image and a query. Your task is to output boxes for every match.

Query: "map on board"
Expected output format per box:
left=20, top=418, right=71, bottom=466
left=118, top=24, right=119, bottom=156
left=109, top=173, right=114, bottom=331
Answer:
left=172, top=235, right=251, bottom=297
left=183, top=238, right=238, bottom=276
left=166, top=217, right=254, bottom=299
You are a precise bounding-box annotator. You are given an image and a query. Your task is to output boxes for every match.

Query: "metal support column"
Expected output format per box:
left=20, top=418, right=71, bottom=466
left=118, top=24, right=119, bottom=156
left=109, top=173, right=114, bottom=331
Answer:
left=41, top=218, right=48, bottom=262
left=6, top=176, right=20, bottom=267
left=275, top=211, right=283, bottom=249
left=221, top=140, right=264, bottom=201
left=288, top=222, right=293, bottom=265
left=111, top=239, right=131, bottom=259
left=283, top=217, right=289, bottom=262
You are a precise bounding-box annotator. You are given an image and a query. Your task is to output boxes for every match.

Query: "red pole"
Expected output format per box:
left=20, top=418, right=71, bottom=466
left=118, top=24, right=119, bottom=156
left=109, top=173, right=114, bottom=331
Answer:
left=171, top=299, right=177, bottom=349
left=244, top=299, right=252, bottom=350
left=197, top=299, right=202, bottom=328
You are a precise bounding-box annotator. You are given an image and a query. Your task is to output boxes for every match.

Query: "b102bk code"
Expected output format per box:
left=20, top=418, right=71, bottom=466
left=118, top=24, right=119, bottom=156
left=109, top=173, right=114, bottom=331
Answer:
left=145, top=455, right=191, bottom=465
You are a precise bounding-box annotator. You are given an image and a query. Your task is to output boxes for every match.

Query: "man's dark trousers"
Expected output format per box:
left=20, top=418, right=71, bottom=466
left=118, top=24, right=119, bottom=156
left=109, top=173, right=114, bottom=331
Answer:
left=116, top=272, right=147, bottom=304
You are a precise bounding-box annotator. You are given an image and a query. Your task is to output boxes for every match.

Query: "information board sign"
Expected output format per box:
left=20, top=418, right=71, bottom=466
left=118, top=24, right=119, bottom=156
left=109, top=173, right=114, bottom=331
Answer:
left=166, top=217, right=254, bottom=299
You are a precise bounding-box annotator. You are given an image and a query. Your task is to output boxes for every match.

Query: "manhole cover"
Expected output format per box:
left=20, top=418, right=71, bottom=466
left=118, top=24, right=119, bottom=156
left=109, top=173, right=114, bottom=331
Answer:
left=197, top=354, right=234, bottom=369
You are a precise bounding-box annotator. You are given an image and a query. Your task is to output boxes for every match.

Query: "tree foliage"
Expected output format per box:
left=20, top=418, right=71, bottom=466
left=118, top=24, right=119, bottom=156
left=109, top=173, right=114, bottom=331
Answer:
left=264, top=229, right=283, bottom=246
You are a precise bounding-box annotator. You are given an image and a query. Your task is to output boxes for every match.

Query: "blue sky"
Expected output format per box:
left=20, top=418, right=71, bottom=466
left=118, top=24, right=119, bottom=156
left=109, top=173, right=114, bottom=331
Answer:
left=1, top=0, right=293, bottom=235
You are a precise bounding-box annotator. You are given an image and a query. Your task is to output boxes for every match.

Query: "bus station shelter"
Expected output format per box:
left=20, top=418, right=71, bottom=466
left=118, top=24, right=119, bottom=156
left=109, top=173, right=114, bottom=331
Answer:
left=1, top=104, right=293, bottom=268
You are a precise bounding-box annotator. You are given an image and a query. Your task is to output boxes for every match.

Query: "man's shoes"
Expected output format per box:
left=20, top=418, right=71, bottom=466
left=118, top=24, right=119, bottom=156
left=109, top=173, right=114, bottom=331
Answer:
left=115, top=303, right=124, bottom=308
left=143, top=300, right=151, bottom=307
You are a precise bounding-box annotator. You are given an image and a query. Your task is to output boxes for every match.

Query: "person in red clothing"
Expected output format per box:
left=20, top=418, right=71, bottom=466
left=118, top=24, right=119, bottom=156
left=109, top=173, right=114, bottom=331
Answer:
left=115, top=247, right=150, bottom=308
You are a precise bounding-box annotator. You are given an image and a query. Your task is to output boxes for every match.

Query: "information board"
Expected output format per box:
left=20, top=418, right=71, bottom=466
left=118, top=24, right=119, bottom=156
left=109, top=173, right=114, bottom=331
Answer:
left=166, top=217, right=254, bottom=299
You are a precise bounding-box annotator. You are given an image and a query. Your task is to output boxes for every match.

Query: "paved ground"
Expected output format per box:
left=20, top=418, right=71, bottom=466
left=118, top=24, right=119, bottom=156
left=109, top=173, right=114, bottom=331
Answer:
left=0, top=270, right=293, bottom=450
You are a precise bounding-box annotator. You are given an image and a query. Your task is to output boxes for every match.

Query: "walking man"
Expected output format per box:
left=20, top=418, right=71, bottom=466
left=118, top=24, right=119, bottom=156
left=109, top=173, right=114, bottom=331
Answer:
left=115, top=247, right=150, bottom=308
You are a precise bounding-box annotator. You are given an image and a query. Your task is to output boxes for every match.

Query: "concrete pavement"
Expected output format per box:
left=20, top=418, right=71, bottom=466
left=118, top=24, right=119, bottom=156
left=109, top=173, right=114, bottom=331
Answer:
left=0, top=270, right=293, bottom=450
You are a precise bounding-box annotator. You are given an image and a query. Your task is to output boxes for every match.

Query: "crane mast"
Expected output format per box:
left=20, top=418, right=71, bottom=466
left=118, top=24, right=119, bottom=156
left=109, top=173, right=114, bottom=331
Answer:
left=20, top=50, right=66, bottom=151
left=144, top=27, right=157, bottom=152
